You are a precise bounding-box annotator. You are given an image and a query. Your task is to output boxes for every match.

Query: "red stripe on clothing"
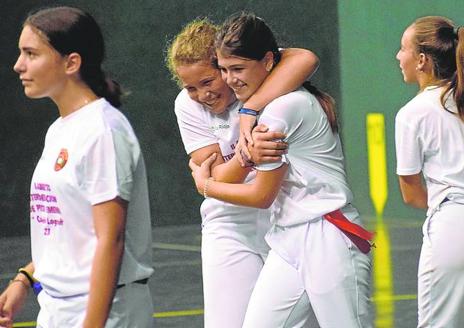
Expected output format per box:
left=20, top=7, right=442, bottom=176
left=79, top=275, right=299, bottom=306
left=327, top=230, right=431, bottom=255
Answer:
left=323, top=209, right=375, bottom=254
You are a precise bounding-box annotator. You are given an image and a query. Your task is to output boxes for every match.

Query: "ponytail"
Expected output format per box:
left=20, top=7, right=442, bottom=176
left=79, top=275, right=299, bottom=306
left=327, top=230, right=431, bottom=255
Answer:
left=412, top=17, right=464, bottom=120
left=80, top=67, right=123, bottom=108
left=440, top=26, right=464, bottom=120
left=302, top=81, right=338, bottom=132
left=453, top=27, right=464, bottom=119
left=103, top=78, right=123, bottom=108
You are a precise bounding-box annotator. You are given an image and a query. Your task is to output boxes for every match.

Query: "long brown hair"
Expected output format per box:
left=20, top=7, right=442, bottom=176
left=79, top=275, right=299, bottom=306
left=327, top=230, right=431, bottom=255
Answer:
left=216, top=12, right=338, bottom=132
left=412, top=16, right=464, bottom=120
left=25, top=6, right=123, bottom=107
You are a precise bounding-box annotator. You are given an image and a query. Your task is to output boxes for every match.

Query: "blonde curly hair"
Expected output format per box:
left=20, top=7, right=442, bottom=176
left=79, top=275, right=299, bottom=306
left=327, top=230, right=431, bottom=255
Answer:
left=166, top=18, right=219, bottom=87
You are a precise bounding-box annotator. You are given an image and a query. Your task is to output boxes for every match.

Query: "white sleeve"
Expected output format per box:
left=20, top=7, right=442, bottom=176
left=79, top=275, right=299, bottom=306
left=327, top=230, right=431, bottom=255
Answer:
left=254, top=94, right=304, bottom=171
left=174, top=91, right=218, bottom=154
left=79, top=130, right=137, bottom=204
left=395, top=110, right=423, bottom=175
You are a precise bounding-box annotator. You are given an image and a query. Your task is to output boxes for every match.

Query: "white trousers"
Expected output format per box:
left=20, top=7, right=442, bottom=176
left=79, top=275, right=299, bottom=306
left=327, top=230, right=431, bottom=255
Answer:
left=201, top=208, right=271, bottom=328
left=243, top=213, right=372, bottom=328
left=418, top=201, right=464, bottom=328
left=36, top=282, right=153, bottom=328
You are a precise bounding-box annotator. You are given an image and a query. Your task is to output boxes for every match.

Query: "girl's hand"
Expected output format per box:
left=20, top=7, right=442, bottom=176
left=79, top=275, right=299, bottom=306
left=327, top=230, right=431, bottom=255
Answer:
left=189, top=153, right=217, bottom=194
left=248, top=124, right=287, bottom=164
left=235, top=114, right=257, bottom=166
left=0, top=280, right=29, bottom=328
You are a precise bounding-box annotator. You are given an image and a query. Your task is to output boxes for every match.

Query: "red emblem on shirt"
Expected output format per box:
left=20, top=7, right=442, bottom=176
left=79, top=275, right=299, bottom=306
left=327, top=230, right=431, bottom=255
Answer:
left=54, top=148, right=68, bottom=171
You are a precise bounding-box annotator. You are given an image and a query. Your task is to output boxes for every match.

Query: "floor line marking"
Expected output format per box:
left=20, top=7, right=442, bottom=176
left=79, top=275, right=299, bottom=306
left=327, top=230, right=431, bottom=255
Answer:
left=153, top=260, right=201, bottom=268
left=11, top=294, right=419, bottom=326
left=13, top=323, right=36, bottom=328
left=11, top=309, right=206, bottom=327
left=152, top=242, right=201, bottom=252
left=153, top=309, right=204, bottom=318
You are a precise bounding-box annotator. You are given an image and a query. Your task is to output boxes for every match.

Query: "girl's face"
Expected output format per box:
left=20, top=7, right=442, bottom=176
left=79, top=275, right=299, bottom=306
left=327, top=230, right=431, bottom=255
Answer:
left=216, top=50, right=273, bottom=103
left=176, top=61, right=236, bottom=115
left=14, top=25, right=68, bottom=99
left=396, top=26, right=420, bottom=84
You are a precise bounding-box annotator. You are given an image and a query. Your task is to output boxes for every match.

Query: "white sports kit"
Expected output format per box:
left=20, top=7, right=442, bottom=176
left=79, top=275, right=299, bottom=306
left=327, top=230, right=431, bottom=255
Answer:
left=175, top=90, right=276, bottom=327
left=30, top=99, right=154, bottom=327
left=396, top=86, right=464, bottom=328
left=242, top=88, right=373, bottom=328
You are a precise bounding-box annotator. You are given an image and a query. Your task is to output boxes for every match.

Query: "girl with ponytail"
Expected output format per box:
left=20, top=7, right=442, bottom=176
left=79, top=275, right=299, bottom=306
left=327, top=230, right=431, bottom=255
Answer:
left=395, top=16, right=464, bottom=327
left=189, top=12, right=373, bottom=328
left=0, top=6, right=154, bottom=327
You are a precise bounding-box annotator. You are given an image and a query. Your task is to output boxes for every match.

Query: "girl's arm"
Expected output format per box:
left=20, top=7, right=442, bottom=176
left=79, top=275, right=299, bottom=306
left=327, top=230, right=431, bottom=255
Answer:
left=189, top=153, right=287, bottom=208
left=0, top=262, right=34, bottom=327
left=189, top=144, right=250, bottom=184
left=83, top=197, right=127, bottom=328
left=177, top=93, right=283, bottom=183
left=189, top=127, right=287, bottom=183
left=398, top=174, right=428, bottom=209
left=237, top=48, right=318, bottom=163
left=244, top=48, right=319, bottom=111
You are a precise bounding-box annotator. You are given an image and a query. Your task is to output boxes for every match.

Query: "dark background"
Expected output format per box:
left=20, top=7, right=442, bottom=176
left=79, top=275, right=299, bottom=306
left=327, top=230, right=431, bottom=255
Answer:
left=0, top=0, right=339, bottom=236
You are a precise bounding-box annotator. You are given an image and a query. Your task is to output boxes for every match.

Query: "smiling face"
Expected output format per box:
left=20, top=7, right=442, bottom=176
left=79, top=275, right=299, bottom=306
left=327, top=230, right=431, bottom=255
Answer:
left=13, top=25, right=68, bottom=99
left=396, top=26, right=420, bottom=84
left=216, top=50, right=273, bottom=103
left=176, top=61, right=236, bottom=115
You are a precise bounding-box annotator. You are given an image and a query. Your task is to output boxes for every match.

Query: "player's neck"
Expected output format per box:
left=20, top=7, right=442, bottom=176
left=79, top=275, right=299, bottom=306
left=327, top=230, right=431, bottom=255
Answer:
left=52, top=82, right=98, bottom=118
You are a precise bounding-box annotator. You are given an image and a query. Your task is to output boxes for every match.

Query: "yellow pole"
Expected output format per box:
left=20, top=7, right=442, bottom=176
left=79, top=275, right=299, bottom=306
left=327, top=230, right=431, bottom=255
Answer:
left=366, top=113, right=388, bottom=217
left=366, top=113, right=394, bottom=328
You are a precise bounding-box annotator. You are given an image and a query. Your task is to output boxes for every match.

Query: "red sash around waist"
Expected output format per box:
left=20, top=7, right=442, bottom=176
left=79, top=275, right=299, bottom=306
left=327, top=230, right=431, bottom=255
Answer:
left=323, top=209, right=375, bottom=254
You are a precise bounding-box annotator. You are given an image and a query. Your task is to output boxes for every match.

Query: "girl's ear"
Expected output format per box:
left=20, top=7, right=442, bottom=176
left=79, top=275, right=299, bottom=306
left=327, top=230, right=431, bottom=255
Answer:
left=416, top=52, right=427, bottom=71
left=264, top=51, right=274, bottom=72
left=65, top=52, right=82, bottom=75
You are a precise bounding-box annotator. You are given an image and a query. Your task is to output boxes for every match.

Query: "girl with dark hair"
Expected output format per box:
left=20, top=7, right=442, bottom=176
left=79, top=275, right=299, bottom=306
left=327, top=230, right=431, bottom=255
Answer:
left=166, top=18, right=319, bottom=328
left=189, top=12, right=373, bottom=328
left=0, top=6, right=153, bottom=327
left=395, top=16, right=464, bottom=327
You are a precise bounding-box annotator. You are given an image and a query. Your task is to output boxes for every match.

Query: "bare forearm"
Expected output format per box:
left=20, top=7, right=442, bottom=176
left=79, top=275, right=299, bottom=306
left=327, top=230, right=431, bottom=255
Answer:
left=191, top=158, right=286, bottom=209
left=211, top=155, right=251, bottom=183
left=402, top=188, right=427, bottom=209
left=202, top=179, right=277, bottom=209
left=243, top=48, right=319, bottom=111
left=83, top=238, right=124, bottom=328
left=398, top=174, right=428, bottom=209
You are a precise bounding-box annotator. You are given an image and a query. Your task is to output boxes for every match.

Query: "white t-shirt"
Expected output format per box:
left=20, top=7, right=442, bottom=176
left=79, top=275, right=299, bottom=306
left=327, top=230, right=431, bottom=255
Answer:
left=395, top=86, right=464, bottom=210
left=255, top=88, right=353, bottom=226
left=30, top=98, right=154, bottom=297
left=174, top=89, right=267, bottom=224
